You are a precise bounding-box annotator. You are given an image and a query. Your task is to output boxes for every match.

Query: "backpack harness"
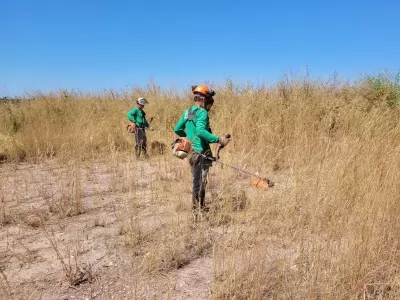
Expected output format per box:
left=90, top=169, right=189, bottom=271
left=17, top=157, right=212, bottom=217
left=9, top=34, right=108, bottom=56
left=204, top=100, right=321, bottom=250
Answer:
left=187, top=107, right=198, bottom=125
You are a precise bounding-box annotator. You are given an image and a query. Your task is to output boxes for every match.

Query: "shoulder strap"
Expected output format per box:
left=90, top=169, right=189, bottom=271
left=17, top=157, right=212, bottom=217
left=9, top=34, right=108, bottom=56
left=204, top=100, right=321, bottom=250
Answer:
left=187, top=107, right=198, bottom=121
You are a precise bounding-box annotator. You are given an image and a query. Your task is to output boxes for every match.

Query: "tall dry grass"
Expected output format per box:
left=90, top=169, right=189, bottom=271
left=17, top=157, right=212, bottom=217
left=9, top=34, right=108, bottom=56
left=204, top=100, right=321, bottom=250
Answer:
left=1, top=76, right=400, bottom=298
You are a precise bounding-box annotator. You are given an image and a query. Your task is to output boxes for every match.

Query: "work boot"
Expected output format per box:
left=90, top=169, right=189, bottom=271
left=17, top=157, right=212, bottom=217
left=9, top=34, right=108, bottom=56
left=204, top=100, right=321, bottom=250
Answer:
left=192, top=197, right=208, bottom=212
left=135, top=146, right=141, bottom=159
left=199, top=187, right=207, bottom=209
left=192, top=196, right=200, bottom=211
left=201, top=206, right=209, bottom=213
left=142, top=148, right=149, bottom=159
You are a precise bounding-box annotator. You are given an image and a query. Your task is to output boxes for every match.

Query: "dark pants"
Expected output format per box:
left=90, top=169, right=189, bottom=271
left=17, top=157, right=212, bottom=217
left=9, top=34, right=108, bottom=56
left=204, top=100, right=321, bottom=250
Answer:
left=189, top=150, right=213, bottom=210
left=134, top=128, right=147, bottom=158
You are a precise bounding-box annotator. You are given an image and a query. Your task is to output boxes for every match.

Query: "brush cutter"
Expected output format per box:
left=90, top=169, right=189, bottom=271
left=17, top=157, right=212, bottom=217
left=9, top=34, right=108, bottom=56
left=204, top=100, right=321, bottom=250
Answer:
left=201, top=134, right=275, bottom=190
left=208, top=157, right=275, bottom=190
left=154, top=130, right=274, bottom=190
left=127, top=117, right=155, bottom=134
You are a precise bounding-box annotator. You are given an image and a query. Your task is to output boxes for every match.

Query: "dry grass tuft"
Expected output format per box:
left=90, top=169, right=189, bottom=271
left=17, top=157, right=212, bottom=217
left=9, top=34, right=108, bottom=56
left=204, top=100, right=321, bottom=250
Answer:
left=0, top=152, right=8, bottom=163
left=149, top=140, right=167, bottom=156
left=25, top=214, right=42, bottom=228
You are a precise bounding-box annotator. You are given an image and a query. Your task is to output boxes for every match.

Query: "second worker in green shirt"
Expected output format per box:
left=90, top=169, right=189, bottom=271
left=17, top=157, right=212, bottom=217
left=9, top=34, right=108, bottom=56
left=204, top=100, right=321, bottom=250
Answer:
left=127, top=97, right=152, bottom=158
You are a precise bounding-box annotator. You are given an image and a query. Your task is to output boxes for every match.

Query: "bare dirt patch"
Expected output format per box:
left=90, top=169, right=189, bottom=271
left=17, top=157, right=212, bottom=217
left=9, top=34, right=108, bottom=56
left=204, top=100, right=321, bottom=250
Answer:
left=0, top=156, right=289, bottom=299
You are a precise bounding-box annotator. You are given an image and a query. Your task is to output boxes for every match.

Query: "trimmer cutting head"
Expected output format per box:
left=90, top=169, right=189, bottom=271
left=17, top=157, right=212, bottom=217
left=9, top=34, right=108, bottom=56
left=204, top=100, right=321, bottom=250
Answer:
left=251, top=177, right=275, bottom=190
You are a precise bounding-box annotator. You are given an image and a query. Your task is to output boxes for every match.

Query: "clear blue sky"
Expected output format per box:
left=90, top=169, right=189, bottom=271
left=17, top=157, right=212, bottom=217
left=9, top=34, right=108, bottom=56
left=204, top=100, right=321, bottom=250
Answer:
left=2, top=0, right=399, bottom=96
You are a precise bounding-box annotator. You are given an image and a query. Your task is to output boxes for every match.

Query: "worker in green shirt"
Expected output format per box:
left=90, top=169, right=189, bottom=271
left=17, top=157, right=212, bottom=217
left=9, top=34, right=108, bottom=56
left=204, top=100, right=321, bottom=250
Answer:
left=174, top=85, right=230, bottom=211
left=127, top=97, right=152, bottom=158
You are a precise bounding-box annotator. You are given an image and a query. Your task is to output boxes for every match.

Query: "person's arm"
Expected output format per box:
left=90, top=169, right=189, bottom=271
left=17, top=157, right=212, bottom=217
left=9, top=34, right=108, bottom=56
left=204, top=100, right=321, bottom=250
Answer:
left=173, top=113, right=187, bottom=137
left=144, top=118, right=150, bottom=128
left=195, top=109, right=219, bottom=143
left=127, top=108, right=138, bottom=124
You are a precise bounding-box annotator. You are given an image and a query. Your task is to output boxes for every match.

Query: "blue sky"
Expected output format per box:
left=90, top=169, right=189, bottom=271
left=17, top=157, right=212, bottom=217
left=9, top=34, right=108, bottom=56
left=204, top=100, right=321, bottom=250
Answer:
left=2, top=0, right=399, bottom=96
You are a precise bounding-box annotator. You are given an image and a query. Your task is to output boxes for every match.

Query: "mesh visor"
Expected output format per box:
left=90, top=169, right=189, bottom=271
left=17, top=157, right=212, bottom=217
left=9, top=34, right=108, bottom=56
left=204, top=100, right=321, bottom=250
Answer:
left=205, top=97, right=214, bottom=106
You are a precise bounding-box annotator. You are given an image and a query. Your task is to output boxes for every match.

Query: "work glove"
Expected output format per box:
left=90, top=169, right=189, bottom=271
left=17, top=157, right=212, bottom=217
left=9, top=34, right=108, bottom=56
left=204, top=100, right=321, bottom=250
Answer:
left=218, top=135, right=230, bottom=147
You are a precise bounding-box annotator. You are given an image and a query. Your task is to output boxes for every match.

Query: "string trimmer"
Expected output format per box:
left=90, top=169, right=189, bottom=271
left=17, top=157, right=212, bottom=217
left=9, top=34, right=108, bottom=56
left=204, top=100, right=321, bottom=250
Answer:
left=200, top=134, right=275, bottom=190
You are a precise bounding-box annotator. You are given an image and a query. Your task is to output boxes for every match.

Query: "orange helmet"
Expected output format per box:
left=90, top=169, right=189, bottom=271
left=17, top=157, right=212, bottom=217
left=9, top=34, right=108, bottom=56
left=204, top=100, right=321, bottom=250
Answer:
left=191, top=85, right=216, bottom=97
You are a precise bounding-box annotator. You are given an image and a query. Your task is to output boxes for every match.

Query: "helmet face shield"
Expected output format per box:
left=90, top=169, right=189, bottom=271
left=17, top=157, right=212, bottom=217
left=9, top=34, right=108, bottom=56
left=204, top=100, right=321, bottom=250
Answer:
left=192, top=85, right=216, bottom=111
left=192, top=85, right=216, bottom=98
left=204, top=97, right=214, bottom=111
left=194, top=94, right=214, bottom=111
left=136, top=97, right=148, bottom=105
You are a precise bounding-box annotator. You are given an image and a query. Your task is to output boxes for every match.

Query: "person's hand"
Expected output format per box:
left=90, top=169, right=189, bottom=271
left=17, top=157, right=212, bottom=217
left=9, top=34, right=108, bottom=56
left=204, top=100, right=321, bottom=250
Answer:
left=148, top=126, right=155, bottom=131
left=127, top=124, right=136, bottom=133
left=219, top=135, right=230, bottom=146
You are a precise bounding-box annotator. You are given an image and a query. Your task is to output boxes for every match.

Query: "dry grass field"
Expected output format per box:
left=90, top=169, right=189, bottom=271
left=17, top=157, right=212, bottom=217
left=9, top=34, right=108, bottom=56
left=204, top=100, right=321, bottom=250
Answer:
left=1, top=76, right=400, bottom=299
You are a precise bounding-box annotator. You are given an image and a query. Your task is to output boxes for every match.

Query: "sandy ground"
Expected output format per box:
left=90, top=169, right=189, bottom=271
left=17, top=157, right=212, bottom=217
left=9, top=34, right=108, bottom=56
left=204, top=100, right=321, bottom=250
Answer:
left=0, top=156, right=286, bottom=300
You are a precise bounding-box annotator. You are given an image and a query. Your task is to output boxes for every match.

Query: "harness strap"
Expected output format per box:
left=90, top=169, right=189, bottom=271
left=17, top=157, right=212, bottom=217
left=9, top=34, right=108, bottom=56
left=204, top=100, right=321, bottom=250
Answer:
left=187, top=107, right=198, bottom=124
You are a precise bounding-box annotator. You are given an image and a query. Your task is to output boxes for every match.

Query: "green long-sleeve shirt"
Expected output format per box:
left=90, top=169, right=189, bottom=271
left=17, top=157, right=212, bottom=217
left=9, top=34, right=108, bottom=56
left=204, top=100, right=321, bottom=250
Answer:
left=173, top=105, right=219, bottom=152
left=127, top=108, right=149, bottom=128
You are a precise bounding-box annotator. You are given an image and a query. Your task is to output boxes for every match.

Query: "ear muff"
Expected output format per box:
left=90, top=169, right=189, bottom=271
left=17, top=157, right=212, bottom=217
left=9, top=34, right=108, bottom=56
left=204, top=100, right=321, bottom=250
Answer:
left=204, top=97, right=214, bottom=111
left=205, top=97, right=214, bottom=106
